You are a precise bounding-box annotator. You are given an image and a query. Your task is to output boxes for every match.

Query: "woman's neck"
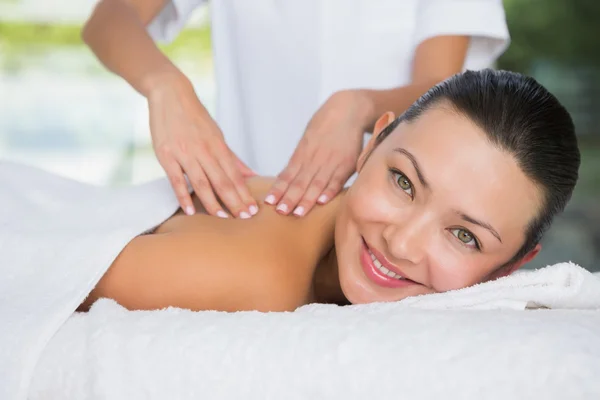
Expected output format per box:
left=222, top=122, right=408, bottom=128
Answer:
left=312, top=246, right=350, bottom=306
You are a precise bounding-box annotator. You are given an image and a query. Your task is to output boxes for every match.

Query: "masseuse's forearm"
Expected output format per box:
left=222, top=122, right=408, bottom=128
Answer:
left=82, top=0, right=184, bottom=97
left=359, top=35, right=470, bottom=133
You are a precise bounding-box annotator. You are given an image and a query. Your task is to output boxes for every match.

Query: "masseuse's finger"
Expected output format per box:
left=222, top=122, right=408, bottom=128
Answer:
left=275, top=161, right=320, bottom=216
left=219, top=151, right=259, bottom=216
left=198, top=149, right=250, bottom=219
left=182, top=157, right=228, bottom=218
left=162, top=158, right=195, bottom=215
left=291, top=163, right=336, bottom=216
left=317, top=167, right=348, bottom=205
left=236, top=157, right=258, bottom=178
left=264, top=152, right=303, bottom=206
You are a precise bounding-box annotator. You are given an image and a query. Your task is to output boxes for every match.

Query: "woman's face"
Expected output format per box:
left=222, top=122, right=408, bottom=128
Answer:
left=334, top=106, right=543, bottom=304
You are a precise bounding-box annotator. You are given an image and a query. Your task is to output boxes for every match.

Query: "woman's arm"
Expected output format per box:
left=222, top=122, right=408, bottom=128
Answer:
left=359, top=35, right=470, bottom=132
left=82, top=0, right=184, bottom=97
left=85, top=224, right=307, bottom=313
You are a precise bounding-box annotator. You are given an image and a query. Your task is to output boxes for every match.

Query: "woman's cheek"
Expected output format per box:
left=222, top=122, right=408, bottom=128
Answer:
left=428, top=247, right=478, bottom=292
left=349, top=184, right=396, bottom=220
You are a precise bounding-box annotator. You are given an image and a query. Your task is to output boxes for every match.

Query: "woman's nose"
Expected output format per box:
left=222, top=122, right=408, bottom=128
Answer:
left=382, top=215, right=430, bottom=265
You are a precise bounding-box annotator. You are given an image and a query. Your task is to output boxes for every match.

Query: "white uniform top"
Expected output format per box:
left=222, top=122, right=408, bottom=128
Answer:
left=149, top=0, right=510, bottom=176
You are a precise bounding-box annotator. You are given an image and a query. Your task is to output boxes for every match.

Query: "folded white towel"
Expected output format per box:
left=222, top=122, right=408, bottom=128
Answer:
left=396, top=261, right=600, bottom=310
left=294, top=262, right=600, bottom=315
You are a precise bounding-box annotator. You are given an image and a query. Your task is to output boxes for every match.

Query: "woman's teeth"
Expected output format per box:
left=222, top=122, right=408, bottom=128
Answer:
left=368, top=250, right=405, bottom=280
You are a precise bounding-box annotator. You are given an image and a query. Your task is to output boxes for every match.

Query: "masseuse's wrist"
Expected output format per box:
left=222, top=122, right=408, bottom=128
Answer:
left=141, top=64, right=191, bottom=100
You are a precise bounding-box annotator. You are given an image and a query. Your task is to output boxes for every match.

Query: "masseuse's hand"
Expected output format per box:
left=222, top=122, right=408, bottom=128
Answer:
left=147, top=73, right=258, bottom=219
left=265, top=90, right=373, bottom=216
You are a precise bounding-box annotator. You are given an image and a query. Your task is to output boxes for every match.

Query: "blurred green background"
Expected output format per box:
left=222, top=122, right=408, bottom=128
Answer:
left=0, top=0, right=598, bottom=271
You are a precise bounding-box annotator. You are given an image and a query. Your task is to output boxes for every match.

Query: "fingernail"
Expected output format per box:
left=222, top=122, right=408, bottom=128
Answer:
left=293, top=206, right=304, bottom=216
left=249, top=205, right=259, bottom=215
left=317, top=194, right=328, bottom=204
left=265, top=194, right=276, bottom=205
left=276, top=203, right=288, bottom=213
left=216, top=210, right=229, bottom=219
left=185, top=206, right=195, bottom=215
left=240, top=211, right=251, bottom=219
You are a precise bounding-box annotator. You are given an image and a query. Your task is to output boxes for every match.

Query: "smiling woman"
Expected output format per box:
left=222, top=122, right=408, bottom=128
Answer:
left=79, top=69, right=581, bottom=313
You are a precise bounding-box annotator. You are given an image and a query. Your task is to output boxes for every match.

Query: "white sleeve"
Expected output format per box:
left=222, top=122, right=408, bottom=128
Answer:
left=413, top=0, right=510, bottom=70
left=147, top=0, right=205, bottom=43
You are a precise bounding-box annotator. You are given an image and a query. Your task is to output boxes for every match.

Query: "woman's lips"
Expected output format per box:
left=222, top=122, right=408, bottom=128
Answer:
left=359, top=239, right=417, bottom=289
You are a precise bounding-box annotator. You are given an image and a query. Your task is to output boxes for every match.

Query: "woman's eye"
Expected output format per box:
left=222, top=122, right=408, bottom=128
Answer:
left=392, top=171, right=413, bottom=197
left=450, top=228, right=480, bottom=249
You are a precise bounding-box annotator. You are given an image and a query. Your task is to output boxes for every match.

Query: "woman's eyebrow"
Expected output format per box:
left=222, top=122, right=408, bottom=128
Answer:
left=392, top=148, right=430, bottom=189
left=455, top=211, right=503, bottom=243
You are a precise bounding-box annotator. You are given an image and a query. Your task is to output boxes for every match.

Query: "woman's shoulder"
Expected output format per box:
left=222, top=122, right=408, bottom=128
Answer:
left=245, top=176, right=343, bottom=249
left=157, top=175, right=342, bottom=271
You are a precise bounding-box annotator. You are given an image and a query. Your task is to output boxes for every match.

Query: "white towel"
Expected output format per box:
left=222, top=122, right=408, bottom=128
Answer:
left=2, top=161, right=600, bottom=400
left=0, top=162, right=180, bottom=400
left=294, top=262, right=600, bottom=315
left=30, top=298, right=600, bottom=400
left=395, top=262, right=600, bottom=310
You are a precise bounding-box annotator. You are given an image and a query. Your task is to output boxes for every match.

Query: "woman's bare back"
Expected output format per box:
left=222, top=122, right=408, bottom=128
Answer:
left=79, top=177, right=341, bottom=313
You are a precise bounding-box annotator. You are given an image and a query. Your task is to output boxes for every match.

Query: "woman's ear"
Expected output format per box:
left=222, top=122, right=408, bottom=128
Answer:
left=356, top=112, right=396, bottom=172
